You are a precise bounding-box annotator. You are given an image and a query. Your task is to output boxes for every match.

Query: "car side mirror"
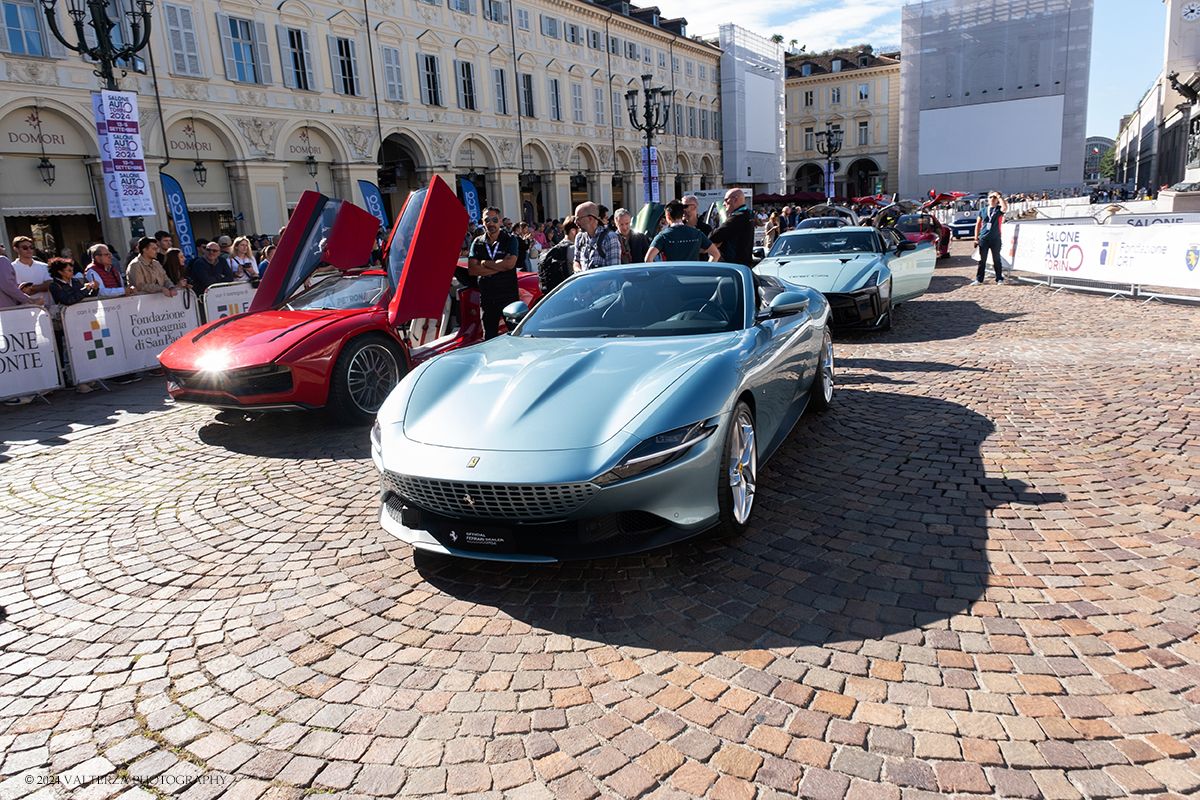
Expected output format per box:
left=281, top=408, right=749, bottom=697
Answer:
left=896, top=240, right=916, bottom=253
left=764, top=291, right=809, bottom=319
left=502, top=301, right=529, bottom=327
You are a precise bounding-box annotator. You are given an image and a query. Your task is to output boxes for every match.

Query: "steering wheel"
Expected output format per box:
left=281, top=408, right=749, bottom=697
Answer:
left=674, top=298, right=730, bottom=323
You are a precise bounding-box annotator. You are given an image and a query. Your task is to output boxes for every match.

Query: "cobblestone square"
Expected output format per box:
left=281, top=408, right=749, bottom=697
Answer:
left=2, top=243, right=1199, bottom=800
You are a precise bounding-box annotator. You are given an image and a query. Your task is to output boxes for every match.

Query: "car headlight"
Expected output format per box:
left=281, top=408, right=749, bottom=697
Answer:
left=594, top=420, right=718, bottom=487
left=863, top=272, right=879, bottom=288
left=371, top=419, right=382, bottom=453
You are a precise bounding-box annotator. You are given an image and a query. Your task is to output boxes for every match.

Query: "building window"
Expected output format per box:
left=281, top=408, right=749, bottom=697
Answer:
left=565, top=23, right=580, bottom=44
left=587, top=29, right=602, bottom=49
left=658, top=52, right=666, bottom=69
left=608, top=35, right=620, bottom=56
left=673, top=103, right=682, bottom=135
left=831, top=58, right=841, bottom=72
left=858, top=119, right=868, bottom=146
left=493, top=67, right=508, bottom=114
left=804, top=127, right=813, bottom=150
left=671, top=55, right=679, bottom=73
left=644, top=47, right=652, bottom=65
left=613, top=90, right=622, bottom=127
left=571, top=81, right=584, bottom=123
left=803, top=90, right=813, bottom=107
left=218, top=14, right=271, bottom=84
left=2, top=0, right=46, bottom=55
left=418, top=53, right=443, bottom=106
left=449, top=0, right=473, bottom=13
left=548, top=77, right=562, bottom=121
left=713, top=111, right=720, bottom=140
left=801, top=63, right=811, bottom=76
left=519, top=72, right=535, bottom=116
left=483, top=0, right=508, bottom=23
left=699, top=64, right=706, bottom=81
left=540, top=14, right=558, bottom=38
left=625, top=41, right=638, bottom=60
left=687, top=106, right=696, bottom=137
left=382, top=45, right=405, bottom=102
left=858, top=82, right=869, bottom=101
left=699, top=108, right=708, bottom=139
left=515, top=7, right=529, bottom=30
left=685, top=60, right=693, bottom=77
left=454, top=58, right=476, bottom=110
left=328, top=35, right=360, bottom=95
left=164, top=4, right=203, bottom=76
left=594, top=86, right=605, bottom=125
left=277, top=28, right=314, bottom=90
left=830, top=87, right=841, bottom=104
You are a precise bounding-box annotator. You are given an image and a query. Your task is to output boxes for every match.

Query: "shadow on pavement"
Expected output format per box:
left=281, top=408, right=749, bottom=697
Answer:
left=836, top=357, right=988, bottom=386
left=197, top=412, right=370, bottom=459
left=414, top=388, right=1065, bottom=654
left=837, top=300, right=1025, bottom=345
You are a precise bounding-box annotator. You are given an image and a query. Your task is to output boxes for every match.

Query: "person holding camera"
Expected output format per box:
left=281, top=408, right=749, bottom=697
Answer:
left=973, top=191, right=1009, bottom=285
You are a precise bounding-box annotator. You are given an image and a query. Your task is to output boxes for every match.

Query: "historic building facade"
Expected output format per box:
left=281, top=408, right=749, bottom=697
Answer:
left=783, top=49, right=899, bottom=199
left=0, top=0, right=722, bottom=257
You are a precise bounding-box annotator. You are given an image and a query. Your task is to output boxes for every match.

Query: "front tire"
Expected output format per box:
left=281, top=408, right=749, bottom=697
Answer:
left=327, top=333, right=407, bottom=425
left=809, top=328, right=835, bottom=411
left=716, top=401, right=757, bottom=535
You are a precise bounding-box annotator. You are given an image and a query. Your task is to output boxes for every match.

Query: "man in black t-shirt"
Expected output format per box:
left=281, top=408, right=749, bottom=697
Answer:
left=709, top=188, right=756, bottom=267
left=645, top=201, right=722, bottom=262
left=468, top=206, right=520, bottom=339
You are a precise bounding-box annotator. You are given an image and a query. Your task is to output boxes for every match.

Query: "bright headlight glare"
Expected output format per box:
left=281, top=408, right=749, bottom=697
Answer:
left=594, top=420, right=717, bottom=487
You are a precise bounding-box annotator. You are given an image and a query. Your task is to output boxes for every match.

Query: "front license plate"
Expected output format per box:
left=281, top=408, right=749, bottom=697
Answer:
left=441, top=524, right=514, bottom=553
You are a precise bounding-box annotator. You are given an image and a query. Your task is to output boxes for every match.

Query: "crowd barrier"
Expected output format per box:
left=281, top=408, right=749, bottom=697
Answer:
left=203, top=282, right=257, bottom=321
left=0, top=305, right=61, bottom=401
left=1011, top=221, right=1200, bottom=302
left=62, top=292, right=200, bottom=384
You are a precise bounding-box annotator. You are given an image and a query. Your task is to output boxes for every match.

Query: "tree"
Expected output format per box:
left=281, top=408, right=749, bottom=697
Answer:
left=1099, top=146, right=1115, bottom=181
left=770, top=34, right=784, bottom=44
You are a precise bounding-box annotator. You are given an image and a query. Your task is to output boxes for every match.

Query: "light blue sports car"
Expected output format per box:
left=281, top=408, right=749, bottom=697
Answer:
left=371, top=262, right=834, bottom=562
left=756, top=226, right=935, bottom=331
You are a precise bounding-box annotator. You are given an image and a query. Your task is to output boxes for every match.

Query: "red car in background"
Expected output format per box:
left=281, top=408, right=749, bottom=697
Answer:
left=894, top=214, right=952, bottom=259
left=158, top=176, right=539, bottom=423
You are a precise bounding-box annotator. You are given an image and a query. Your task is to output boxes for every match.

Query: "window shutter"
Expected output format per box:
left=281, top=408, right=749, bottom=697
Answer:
left=254, top=21, right=272, bottom=84
left=467, top=0, right=476, bottom=14
left=383, top=46, right=403, bottom=102
left=275, top=26, right=294, bottom=88
left=0, top=16, right=9, bottom=51
left=453, top=59, right=465, bottom=108
left=301, top=30, right=317, bottom=89
left=499, top=1, right=509, bottom=23
left=44, top=5, right=67, bottom=58
left=347, top=37, right=360, bottom=95
left=165, top=5, right=187, bottom=73
left=217, top=14, right=238, bottom=81
left=327, top=35, right=342, bottom=94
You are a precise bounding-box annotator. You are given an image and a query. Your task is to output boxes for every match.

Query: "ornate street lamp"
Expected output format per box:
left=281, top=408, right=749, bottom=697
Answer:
left=40, top=0, right=153, bottom=91
left=191, top=160, right=207, bottom=186
left=305, top=154, right=319, bottom=178
left=625, top=73, right=673, bottom=202
left=37, top=157, right=57, bottom=186
left=815, top=125, right=843, bottom=200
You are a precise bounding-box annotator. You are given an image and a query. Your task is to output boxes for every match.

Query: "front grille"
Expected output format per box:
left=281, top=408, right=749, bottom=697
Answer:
left=384, top=472, right=599, bottom=520
left=166, top=367, right=292, bottom=397
left=826, top=291, right=880, bottom=327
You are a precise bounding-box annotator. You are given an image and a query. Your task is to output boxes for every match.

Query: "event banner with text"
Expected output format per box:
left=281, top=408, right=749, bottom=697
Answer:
left=203, top=282, right=257, bottom=322
left=63, top=293, right=199, bottom=383
left=1013, top=223, right=1200, bottom=292
left=0, top=306, right=60, bottom=398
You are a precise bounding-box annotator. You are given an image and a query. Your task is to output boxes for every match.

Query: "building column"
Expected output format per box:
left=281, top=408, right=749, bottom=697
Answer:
left=492, top=168, right=521, bottom=219
left=85, top=158, right=127, bottom=253
left=228, top=162, right=287, bottom=237
left=542, top=170, right=569, bottom=220
left=329, top=163, right=355, bottom=202
left=591, top=172, right=612, bottom=210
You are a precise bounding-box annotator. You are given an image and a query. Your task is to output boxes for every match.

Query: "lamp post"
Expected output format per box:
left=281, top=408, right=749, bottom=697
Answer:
left=815, top=125, right=843, bottom=201
left=40, top=0, right=153, bottom=91
left=625, top=73, right=673, bottom=204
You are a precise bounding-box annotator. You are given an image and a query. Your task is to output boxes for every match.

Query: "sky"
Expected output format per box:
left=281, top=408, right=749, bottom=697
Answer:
left=688, top=0, right=1167, bottom=140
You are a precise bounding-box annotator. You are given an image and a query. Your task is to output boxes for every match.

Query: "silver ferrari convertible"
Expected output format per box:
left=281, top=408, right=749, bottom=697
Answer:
left=371, top=263, right=834, bottom=561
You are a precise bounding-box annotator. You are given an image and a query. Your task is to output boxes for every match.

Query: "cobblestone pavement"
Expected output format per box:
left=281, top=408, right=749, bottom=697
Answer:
left=2, top=241, right=1199, bottom=800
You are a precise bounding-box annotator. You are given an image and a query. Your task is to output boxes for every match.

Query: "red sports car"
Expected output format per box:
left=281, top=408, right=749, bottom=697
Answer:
left=158, top=176, right=539, bottom=423
left=894, top=214, right=951, bottom=259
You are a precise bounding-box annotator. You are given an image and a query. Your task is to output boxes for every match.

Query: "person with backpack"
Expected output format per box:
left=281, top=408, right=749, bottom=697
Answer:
left=572, top=201, right=622, bottom=272
left=538, top=217, right=578, bottom=295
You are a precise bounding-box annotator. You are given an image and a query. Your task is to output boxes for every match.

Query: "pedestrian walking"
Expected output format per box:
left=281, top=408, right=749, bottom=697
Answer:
left=973, top=191, right=1009, bottom=285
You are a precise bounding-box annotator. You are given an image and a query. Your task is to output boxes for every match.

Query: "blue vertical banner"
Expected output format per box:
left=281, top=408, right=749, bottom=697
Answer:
left=357, top=180, right=389, bottom=227
left=159, top=172, right=197, bottom=260
left=459, top=177, right=481, bottom=223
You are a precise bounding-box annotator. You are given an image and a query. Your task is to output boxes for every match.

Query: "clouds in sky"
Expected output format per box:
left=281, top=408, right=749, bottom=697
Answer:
left=686, top=0, right=903, bottom=52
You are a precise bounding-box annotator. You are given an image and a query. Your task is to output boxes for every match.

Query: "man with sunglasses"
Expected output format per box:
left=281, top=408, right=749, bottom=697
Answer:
left=467, top=207, right=520, bottom=339
left=11, top=236, right=53, bottom=313
left=709, top=188, right=756, bottom=267
left=572, top=201, right=622, bottom=272
left=187, top=242, right=236, bottom=296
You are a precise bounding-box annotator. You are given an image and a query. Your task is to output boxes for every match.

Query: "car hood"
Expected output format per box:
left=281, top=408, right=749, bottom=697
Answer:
left=756, top=253, right=883, bottom=294
left=159, top=309, right=344, bottom=370
left=402, top=334, right=740, bottom=451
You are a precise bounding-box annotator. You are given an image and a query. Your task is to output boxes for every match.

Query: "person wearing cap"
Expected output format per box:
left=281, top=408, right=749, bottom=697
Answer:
left=217, top=235, right=233, bottom=255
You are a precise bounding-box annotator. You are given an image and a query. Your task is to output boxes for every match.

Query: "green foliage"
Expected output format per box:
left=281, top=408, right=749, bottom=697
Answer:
left=1099, top=146, right=1115, bottom=180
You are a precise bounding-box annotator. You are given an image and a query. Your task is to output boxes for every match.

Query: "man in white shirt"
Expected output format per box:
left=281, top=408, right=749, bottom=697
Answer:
left=11, top=236, right=53, bottom=314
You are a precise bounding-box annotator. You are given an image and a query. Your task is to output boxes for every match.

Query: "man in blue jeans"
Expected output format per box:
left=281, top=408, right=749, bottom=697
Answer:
left=973, top=191, right=1009, bottom=284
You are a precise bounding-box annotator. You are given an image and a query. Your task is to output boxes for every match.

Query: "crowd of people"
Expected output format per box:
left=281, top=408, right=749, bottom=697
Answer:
left=1, top=228, right=283, bottom=405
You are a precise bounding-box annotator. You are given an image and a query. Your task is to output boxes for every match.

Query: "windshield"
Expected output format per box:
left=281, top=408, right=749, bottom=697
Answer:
left=895, top=215, right=932, bottom=233
left=797, top=217, right=845, bottom=229
left=769, top=230, right=880, bottom=257
left=287, top=274, right=387, bottom=310
left=281, top=199, right=342, bottom=300
left=517, top=266, right=745, bottom=338
left=386, top=187, right=426, bottom=291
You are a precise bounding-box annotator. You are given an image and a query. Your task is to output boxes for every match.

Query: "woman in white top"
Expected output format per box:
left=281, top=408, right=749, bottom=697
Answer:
left=228, top=236, right=259, bottom=281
